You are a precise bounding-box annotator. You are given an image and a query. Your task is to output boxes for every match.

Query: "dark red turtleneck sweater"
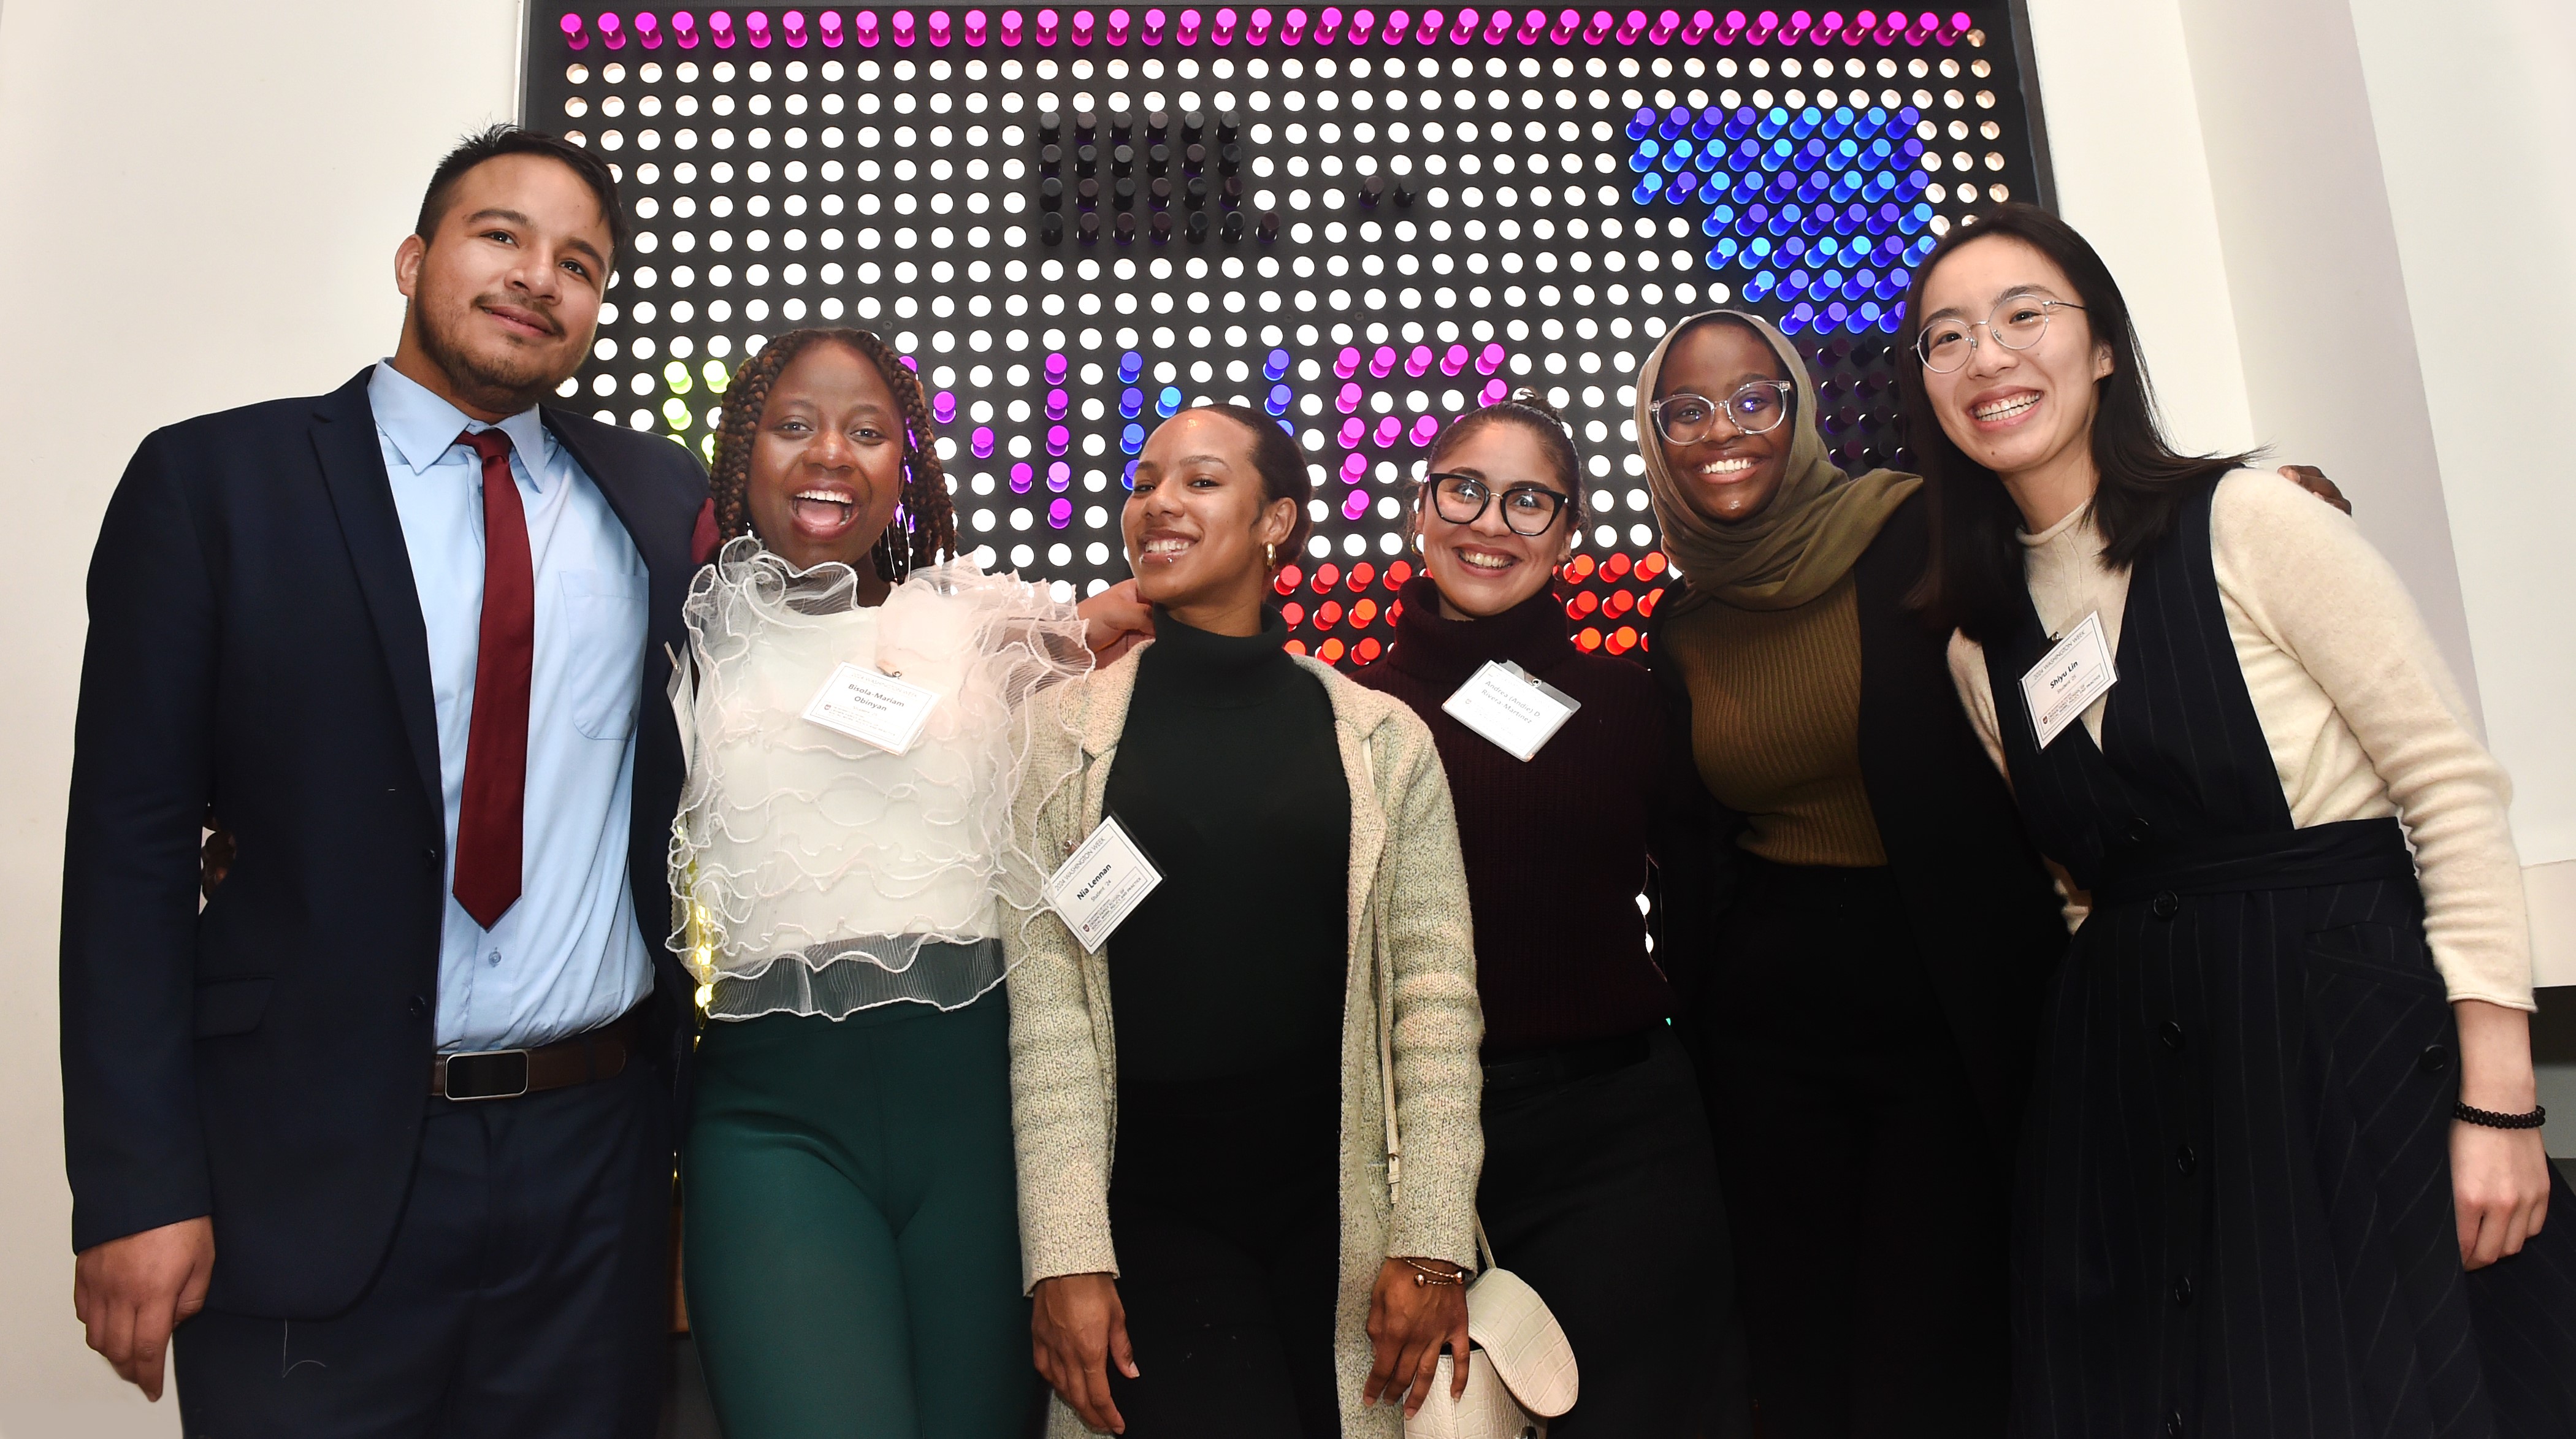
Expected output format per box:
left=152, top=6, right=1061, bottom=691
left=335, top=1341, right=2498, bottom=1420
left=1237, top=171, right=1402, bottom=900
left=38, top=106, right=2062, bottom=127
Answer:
left=1356, top=576, right=1681, bottom=1056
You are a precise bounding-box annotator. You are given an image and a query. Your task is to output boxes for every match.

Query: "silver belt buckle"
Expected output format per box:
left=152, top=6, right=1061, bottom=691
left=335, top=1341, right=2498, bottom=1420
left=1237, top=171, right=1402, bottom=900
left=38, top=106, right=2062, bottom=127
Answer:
left=441, top=1047, right=532, bottom=1101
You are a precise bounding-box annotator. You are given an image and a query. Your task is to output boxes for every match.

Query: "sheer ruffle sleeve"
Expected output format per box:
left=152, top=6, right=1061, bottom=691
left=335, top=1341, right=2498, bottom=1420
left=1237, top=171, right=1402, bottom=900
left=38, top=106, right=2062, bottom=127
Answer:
left=669, top=536, right=1093, bottom=1018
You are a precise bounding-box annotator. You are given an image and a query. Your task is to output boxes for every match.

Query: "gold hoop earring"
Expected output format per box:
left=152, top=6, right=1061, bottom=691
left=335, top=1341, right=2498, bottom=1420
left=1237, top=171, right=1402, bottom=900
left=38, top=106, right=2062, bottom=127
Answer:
left=1266, top=541, right=1277, bottom=570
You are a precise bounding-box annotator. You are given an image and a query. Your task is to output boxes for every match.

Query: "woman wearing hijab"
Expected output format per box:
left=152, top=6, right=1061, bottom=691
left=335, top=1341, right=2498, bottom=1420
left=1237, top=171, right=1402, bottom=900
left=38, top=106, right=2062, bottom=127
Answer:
left=1633, top=309, right=2067, bottom=1439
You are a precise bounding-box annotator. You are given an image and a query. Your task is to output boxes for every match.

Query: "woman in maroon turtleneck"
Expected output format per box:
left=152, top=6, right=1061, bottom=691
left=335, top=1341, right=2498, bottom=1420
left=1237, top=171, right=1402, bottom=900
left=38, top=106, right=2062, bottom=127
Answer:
left=1355, top=392, right=1746, bottom=1438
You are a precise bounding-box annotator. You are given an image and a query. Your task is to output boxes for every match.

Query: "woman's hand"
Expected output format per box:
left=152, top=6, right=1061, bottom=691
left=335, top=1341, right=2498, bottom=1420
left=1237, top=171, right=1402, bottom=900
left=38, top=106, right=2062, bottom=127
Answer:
left=2452, top=998, right=2552, bottom=1269
left=1363, top=1256, right=1472, bottom=1416
left=2278, top=463, right=2352, bottom=515
left=1031, top=1272, right=1135, bottom=1434
left=1076, top=579, right=1154, bottom=663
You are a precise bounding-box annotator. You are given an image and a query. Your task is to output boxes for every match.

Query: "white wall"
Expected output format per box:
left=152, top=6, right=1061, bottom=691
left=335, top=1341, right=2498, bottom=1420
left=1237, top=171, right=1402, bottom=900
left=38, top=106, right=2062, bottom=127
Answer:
left=0, top=2, right=518, bottom=1431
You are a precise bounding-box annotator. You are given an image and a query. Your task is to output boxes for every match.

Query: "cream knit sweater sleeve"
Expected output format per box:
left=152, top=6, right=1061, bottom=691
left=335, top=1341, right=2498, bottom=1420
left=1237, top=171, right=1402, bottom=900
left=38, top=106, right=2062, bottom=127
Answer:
left=1947, top=470, right=2531, bottom=1009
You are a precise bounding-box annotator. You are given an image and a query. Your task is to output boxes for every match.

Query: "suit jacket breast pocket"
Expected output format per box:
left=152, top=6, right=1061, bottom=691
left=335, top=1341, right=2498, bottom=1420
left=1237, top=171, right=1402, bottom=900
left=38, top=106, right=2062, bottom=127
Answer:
left=557, top=570, right=650, bottom=740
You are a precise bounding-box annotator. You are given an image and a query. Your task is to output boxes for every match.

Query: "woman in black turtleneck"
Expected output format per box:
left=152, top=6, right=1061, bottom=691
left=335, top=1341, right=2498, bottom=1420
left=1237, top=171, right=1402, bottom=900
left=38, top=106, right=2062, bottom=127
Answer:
left=1007, top=405, right=1487, bottom=1439
left=1356, top=392, right=1745, bottom=1437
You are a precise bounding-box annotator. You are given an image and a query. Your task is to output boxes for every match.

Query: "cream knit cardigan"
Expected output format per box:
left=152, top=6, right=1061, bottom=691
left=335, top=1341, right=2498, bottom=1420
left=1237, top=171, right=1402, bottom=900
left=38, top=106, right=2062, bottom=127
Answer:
left=1004, top=639, right=1486, bottom=1438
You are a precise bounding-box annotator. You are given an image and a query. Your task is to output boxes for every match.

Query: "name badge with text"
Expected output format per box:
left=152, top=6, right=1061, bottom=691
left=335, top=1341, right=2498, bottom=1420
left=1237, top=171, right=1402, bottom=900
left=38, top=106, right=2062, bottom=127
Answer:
left=2019, top=611, right=2117, bottom=750
left=803, top=663, right=941, bottom=755
left=1043, top=815, right=1164, bottom=954
left=1442, top=660, right=1582, bottom=761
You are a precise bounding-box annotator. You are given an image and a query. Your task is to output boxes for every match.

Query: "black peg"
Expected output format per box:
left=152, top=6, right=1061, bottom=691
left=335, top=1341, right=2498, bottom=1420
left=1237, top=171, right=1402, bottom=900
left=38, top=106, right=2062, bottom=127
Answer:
left=1215, top=109, right=1240, bottom=142
left=1187, top=210, right=1211, bottom=241
left=1221, top=175, right=1245, bottom=207
left=1114, top=211, right=1139, bottom=242
left=1149, top=211, right=1174, bottom=242
left=1077, top=210, right=1103, bottom=242
left=1076, top=176, right=1102, bottom=208
left=1039, top=212, right=1067, bottom=245
left=1221, top=210, right=1247, bottom=241
left=1180, top=109, right=1206, bottom=139
left=1145, top=108, right=1171, bottom=136
left=1148, top=143, right=1171, bottom=175
left=1073, top=108, right=1098, bottom=138
left=1357, top=175, right=1386, bottom=207
left=1076, top=143, right=1099, bottom=175
left=1039, top=176, right=1066, bottom=210
left=1036, top=109, right=1063, bottom=139
left=1184, top=142, right=1207, bottom=172
left=1218, top=143, right=1244, bottom=175
left=1392, top=183, right=1415, bottom=207
left=1113, top=176, right=1138, bottom=210
left=1149, top=176, right=1174, bottom=208
left=1185, top=176, right=1210, bottom=209
left=1255, top=208, right=1280, bottom=239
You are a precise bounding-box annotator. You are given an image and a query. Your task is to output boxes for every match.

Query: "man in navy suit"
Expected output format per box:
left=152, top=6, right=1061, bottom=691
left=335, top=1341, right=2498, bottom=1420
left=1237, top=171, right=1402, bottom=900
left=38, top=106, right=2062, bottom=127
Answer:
left=61, top=126, right=705, bottom=1435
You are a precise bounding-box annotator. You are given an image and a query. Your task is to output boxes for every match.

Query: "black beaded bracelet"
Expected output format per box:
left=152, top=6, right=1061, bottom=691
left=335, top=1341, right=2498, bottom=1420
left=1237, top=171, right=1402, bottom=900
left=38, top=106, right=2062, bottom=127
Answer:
left=2454, top=1102, right=2548, bottom=1131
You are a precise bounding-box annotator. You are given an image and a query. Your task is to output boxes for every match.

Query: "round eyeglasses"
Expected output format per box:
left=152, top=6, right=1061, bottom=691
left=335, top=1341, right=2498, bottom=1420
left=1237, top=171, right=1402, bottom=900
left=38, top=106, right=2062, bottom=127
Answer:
left=1915, top=297, right=2087, bottom=373
left=1648, top=381, right=1796, bottom=445
left=1420, top=472, right=1573, bottom=537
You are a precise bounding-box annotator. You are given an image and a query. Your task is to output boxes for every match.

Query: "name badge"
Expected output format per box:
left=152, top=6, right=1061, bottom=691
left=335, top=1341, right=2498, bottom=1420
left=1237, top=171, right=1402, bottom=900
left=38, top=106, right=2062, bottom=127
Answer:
left=1441, top=660, right=1582, bottom=761
left=2019, top=611, right=2117, bottom=750
left=1042, top=815, right=1164, bottom=954
left=803, top=663, right=941, bottom=755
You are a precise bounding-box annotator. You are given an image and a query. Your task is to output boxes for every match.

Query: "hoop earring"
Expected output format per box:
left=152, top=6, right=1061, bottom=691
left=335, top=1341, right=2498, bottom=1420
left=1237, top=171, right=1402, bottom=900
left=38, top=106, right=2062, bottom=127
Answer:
left=873, top=484, right=915, bottom=587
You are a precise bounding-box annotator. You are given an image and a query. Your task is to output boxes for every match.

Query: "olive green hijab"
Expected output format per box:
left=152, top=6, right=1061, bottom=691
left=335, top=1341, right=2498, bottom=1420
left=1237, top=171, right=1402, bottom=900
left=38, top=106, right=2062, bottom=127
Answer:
left=1635, top=309, right=1918, bottom=613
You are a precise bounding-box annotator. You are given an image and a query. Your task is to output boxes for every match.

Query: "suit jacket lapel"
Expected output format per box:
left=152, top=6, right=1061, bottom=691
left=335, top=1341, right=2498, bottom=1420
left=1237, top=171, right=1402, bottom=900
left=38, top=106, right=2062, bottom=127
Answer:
left=310, top=368, right=445, bottom=826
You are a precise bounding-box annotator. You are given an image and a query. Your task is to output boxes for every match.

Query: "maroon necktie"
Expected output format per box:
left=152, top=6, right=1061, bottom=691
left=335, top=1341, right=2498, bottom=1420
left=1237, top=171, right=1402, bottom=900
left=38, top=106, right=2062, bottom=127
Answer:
left=453, top=429, right=533, bottom=929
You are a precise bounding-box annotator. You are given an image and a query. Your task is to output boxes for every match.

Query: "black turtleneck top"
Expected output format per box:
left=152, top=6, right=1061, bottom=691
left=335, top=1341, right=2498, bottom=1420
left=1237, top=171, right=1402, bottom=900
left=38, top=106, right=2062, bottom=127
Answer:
left=1101, top=607, right=1350, bottom=1084
left=1358, top=576, right=1680, bottom=1055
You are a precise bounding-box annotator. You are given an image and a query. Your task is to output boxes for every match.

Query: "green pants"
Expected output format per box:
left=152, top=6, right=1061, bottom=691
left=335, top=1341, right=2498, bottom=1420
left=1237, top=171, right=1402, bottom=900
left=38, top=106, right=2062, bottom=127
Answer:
left=683, top=988, right=1038, bottom=1439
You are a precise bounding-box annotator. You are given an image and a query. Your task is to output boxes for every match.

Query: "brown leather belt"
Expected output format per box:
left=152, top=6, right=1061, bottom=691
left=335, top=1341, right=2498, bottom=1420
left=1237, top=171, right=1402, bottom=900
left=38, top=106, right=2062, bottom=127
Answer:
left=431, top=1009, right=639, bottom=1102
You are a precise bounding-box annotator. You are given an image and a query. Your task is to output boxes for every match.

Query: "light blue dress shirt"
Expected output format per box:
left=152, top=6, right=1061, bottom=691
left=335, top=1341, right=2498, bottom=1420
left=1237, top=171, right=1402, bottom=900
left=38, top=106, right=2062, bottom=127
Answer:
left=369, top=362, right=653, bottom=1053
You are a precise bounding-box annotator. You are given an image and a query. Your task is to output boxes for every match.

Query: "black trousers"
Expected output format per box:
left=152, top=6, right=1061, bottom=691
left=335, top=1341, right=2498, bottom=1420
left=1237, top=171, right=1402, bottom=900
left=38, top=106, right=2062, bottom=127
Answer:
left=174, top=1058, right=672, bottom=1438
left=1104, top=1064, right=1344, bottom=1438
left=1480, top=1027, right=1749, bottom=1438
left=1691, top=861, right=2011, bottom=1439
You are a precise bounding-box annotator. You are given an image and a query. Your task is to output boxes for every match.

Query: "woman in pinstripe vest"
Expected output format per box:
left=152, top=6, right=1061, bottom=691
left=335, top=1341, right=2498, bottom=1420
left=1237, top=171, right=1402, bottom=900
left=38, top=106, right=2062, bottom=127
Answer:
left=1910, top=204, right=2576, bottom=1439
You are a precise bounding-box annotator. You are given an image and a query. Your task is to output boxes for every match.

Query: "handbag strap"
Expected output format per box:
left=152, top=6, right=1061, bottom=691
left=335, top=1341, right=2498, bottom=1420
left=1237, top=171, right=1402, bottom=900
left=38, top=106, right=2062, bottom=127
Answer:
left=1366, top=741, right=1493, bottom=1275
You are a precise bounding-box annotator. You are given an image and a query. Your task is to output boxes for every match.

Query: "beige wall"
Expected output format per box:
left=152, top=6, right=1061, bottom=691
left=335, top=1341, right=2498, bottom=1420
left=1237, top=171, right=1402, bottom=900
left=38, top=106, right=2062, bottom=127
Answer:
left=0, top=1, right=518, bottom=1430
left=1, top=0, right=2569, bottom=1429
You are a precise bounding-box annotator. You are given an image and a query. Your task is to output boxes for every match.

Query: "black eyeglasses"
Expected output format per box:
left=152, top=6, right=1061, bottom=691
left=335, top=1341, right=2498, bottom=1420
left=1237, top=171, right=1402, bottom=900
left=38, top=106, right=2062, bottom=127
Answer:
left=1420, top=473, right=1573, bottom=537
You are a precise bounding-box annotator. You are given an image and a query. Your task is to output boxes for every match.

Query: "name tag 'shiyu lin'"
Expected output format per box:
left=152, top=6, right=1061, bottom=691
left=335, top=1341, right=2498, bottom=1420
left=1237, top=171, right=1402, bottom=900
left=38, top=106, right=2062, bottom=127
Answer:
left=803, top=663, right=941, bottom=756
left=1043, top=815, right=1164, bottom=955
left=2019, top=610, right=2118, bottom=750
left=1441, top=660, right=1583, bottom=761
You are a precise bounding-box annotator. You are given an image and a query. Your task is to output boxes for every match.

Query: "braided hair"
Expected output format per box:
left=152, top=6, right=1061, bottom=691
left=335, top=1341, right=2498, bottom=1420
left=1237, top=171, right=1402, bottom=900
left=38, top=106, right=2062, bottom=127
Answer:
left=706, top=327, right=958, bottom=583
left=1423, top=387, right=1588, bottom=530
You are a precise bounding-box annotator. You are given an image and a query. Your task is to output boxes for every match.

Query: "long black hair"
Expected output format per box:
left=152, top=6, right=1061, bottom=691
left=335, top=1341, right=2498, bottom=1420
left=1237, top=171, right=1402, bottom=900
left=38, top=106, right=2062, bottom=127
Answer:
left=1898, top=203, right=2257, bottom=641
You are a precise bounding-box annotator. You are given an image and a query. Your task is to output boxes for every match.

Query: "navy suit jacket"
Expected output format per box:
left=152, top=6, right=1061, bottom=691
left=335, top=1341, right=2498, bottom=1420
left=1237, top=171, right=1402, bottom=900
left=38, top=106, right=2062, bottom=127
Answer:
left=60, top=367, right=706, bottom=1317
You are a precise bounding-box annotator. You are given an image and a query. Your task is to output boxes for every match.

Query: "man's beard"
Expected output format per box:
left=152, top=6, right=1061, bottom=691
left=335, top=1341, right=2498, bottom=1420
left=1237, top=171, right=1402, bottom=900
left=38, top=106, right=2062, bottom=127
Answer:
left=414, top=295, right=575, bottom=416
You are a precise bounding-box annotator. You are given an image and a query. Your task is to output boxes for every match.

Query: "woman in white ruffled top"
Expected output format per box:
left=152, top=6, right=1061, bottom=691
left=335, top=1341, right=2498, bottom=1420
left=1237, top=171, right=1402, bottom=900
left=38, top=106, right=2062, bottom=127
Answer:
left=668, top=326, right=1143, bottom=1439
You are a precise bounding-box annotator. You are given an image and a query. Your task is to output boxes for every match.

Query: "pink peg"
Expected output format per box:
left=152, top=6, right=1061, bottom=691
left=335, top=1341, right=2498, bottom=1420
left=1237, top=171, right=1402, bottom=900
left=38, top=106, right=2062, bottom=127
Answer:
left=1142, top=7, right=1169, bottom=41
left=1009, top=463, right=1036, bottom=494
left=1483, top=8, right=1513, bottom=40
left=1648, top=9, right=1680, bottom=41
left=1339, top=416, right=1367, bottom=446
left=1408, top=415, right=1439, bottom=446
left=1450, top=8, right=1479, bottom=42
left=1348, top=7, right=1375, bottom=42
left=1373, top=416, right=1404, bottom=448
left=1616, top=8, right=1646, bottom=42
left=1048, top=462, right=1074, bottom=491
left=1417, top=10, right=1446, bottom=44
left=1248, top=6, right=1274, bottom=41
left=560, top=12, right=590, bottom=48
left=744, top=10, right=771, bottom=47
left=1212, top=7, right=1238, bottom=42
left=1903, top=7, right=1933, bottom=42
left=1072, top=9, right=1097, bottom=41
left=1480, top=378, right=1510, bottom=405
left=1583, top=7, right=1614, bottom=41
left=1340, top=451, right=1370, bottom=479
left=1680, top=7, right=1713, bottom=41
left=1784, top=8, right=1810, bottom=43
left=710, top=10, right=737, bottom=45
left=1179, top=6, right=1205, bottom=41
left=1337, top=381, right=1363, bottom=412
left=1045, top=424, right=1071, bottom=457
left=1475, top=343, right=1505, bottom=374
left=1001, top=9, right=1026, bottom=41
left=1745, top=8, right=1776, bottom=44
left=1381, top=7, right=1408, bottom=45
left=1715, top=8, right=1745, bottom=42
left=1335, top=346, right=1363, bottom=378
left=1550, top=7, right=1579, bottom=42
left=1516, top=6, right=1546, bottom=40
left=889, top=10, right=915, bottom=45
left=1868, top=7, right=1900, bottom=39
left=1405, top=344, right=1433, bottom=376
left=636, top=11, right=666, bottom=47
left=927, top=10, right=953, bottom=42
left=599, top=11, right=627, bottom=49
left=1106, top=8, right=1132, bottom=43
left=1314, top=5, right=1341, bottom=41
left=854, top=9, right=881, bottom=43
left=1283, top=5, right=1309, bottom=41
left=817, top=10, right=844, bottom=44
left=673, top=9, right=703, bottom=45
left=1369, top=345, right=1396, bottom=378
left=1046, top=389, right=1069, bottom=419
left=963, top=8, right=989, bottom=41
left=1342, top=490, right=1371, bottom=520
left=971, top=427, right=996, bottom=458
left=783, top=10, right=810, bottom=46
left=1939, top=8, right=1968, bottom=41
left=1440, top=343, right=1469, bottom=375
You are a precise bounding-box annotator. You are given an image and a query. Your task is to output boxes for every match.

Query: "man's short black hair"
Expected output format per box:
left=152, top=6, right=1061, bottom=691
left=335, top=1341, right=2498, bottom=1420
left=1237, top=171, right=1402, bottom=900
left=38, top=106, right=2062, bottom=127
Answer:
left=415, top=124, right=629, bottom=270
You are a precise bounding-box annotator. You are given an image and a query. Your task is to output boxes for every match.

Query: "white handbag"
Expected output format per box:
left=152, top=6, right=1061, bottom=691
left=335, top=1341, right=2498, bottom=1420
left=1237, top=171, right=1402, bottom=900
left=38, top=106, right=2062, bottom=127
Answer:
left=1374, top=937, right=1579, bottom=1438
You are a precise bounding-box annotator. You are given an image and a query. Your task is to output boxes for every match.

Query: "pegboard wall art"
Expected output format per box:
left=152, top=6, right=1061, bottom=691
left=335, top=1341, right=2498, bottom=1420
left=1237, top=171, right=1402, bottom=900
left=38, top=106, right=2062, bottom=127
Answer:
left=526, top=3, right=2050, bottom=665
